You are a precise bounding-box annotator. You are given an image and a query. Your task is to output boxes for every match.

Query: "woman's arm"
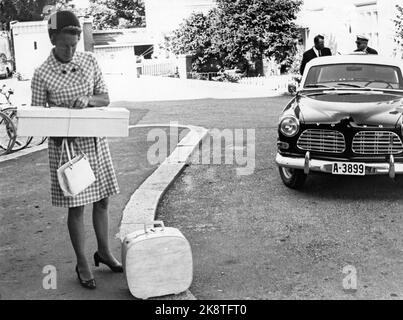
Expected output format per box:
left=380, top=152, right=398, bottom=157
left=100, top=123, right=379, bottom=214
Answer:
left=72, top=54, right=110, bottom=109
left=72, top=93, right=110, bottom=109
left=88, top=93, right=110, bottom=107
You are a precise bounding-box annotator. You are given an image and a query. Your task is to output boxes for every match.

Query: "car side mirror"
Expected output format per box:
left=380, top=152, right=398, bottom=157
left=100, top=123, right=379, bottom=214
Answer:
left=288, top=83, right=297, bottom=95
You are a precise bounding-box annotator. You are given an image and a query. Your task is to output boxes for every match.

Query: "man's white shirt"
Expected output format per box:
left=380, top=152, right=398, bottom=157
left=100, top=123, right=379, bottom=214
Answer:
left=312, top=47, right=321, bottom=57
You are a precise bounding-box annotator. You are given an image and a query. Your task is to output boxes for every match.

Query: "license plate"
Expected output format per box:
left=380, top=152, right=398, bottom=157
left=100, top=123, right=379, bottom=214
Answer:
left=332, top=162, right=366, bottom=176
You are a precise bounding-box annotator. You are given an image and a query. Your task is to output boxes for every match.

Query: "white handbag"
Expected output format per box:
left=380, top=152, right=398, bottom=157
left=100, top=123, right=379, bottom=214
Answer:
left=57, top=138, right=96, bottom=197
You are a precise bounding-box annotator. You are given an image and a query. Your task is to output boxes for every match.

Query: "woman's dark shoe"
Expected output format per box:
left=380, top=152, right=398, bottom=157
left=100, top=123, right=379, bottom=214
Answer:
left=75, top=265, right=96, bottom=289
left=94, top=252, right=124, bottom=273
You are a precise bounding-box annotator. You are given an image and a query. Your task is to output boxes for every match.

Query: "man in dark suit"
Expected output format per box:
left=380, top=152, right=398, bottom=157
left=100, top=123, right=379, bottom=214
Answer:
left=354, top=35, right=378, bottom=54
left=300, top=35, right=332, bottom=75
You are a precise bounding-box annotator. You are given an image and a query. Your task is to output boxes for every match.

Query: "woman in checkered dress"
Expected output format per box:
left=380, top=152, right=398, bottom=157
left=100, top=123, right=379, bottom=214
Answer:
left=31, top=11, right=122, bottom=289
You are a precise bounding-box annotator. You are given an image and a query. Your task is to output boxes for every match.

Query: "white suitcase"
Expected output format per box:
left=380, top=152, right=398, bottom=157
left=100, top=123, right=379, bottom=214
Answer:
left=122, top=221, right=193, bottom=299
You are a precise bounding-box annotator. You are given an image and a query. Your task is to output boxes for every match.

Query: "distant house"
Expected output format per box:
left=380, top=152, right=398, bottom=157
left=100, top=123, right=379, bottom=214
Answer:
left=92, top=28, right=153, bottom=59
left=92, top=28, right=154, bottom=74
left=297, top=0, right=402, bottom=58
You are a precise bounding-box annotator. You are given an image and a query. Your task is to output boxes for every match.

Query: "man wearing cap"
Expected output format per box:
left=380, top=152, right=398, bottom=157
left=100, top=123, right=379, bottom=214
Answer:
left=354, top=35, right=378, bottom=54
left=300, top=35, right=332, bottom=75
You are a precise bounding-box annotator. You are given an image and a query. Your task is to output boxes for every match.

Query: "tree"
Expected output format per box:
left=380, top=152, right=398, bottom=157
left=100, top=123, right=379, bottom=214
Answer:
left=167, top=0, right=302, bottom=74
left=395, top=4, right=403, bottom=53
left=165, top=11, right=223, bottom=72
left=42, top=0, right=78, bottom=20
left=0, top=0, right=73, bottom=29
left=86, top=0, right=146, bottom=30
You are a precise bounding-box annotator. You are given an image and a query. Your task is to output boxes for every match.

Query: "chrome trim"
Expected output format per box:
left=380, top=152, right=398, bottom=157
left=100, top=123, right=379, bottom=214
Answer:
left=297, top=129, right=346, bottom=154
left=352, top=131, right=403, bottom=155
left=304, top=152, right=310, bottom=175
left=276, top=153, right=403, bottom=178
left=389, top=155, right=395, bottom=179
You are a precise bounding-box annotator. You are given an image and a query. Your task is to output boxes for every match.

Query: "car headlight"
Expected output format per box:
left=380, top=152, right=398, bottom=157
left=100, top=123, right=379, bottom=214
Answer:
left=280, top=116, right=300, bottom=137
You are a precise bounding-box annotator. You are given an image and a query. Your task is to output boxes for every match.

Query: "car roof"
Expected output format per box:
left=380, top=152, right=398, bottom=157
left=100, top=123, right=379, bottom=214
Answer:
left=301, top=55, right=403, bottom=85
left=306, top=54, right=403, bottom=68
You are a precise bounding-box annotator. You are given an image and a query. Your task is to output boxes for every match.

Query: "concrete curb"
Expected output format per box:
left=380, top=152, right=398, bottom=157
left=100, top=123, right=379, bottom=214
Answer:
left=0, top=144, right=48, bottom=163
left=118, top=123, right=209, bottom=301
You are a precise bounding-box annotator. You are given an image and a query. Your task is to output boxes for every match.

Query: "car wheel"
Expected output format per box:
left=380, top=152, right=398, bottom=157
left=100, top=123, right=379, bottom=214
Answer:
left=6, top=68, right=12, bottom=78
left=394, top=175, right=403, bottom=186
left=279, top=167, right=307, bottom=189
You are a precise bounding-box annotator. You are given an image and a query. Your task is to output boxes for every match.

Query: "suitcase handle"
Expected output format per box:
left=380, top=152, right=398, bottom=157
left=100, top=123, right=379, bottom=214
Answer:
left=144, top=221, right=165, bottom=234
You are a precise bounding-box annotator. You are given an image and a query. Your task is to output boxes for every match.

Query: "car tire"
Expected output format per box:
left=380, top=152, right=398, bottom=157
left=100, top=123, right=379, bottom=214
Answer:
left=279, top=167, right=307, bottom=189
left=6, top=68, right=12, bottom=78
left=394, top=175, right=403, bottom=186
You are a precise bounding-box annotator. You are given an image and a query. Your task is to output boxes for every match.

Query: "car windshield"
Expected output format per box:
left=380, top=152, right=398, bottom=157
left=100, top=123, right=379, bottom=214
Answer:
left=304, top=63, right=403, bottom=90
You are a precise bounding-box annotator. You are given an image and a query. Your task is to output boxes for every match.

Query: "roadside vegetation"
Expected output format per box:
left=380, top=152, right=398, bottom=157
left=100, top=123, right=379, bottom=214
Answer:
left=165, top=0, right=302, bottom=77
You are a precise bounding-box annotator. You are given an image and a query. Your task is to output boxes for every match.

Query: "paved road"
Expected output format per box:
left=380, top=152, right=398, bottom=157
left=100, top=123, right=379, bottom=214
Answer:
left=2, top=95, right=403, bottom=300
left=125, top=96, right=403, bottom=300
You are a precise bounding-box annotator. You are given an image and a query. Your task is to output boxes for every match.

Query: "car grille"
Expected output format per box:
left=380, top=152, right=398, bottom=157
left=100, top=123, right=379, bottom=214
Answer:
left=297, top=130, right=346, bottom=154
left=352, top=131, right=403, bottom=155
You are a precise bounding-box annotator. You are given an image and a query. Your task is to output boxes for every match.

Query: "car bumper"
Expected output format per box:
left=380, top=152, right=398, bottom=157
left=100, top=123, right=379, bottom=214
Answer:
left=276, top=152, right=403, bottom=178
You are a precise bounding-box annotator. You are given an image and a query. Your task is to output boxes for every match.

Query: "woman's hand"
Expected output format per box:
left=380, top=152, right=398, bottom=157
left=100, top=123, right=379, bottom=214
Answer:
left=71, top=93, right=109, bottom=109
left=72, top=95, right=90, bottom=109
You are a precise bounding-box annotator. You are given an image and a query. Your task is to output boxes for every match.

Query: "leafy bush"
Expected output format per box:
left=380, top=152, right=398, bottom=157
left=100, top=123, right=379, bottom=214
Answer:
left=212, top=71, right=242, bottom=83
left=86, top=0, right=145, bottom=30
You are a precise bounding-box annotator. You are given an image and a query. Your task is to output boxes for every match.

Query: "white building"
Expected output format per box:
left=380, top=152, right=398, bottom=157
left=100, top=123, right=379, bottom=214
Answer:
left=297, top=0, right=402, bottom=58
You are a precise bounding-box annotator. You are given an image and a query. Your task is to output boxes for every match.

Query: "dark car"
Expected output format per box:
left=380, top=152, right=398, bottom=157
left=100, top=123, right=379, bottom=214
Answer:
left=0, top=53, right=13, bottom=78
left=276, top=55, right=403, bottom=189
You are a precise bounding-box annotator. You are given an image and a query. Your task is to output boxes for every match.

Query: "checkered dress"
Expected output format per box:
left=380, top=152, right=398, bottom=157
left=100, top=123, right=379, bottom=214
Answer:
left=31, top=50, right=120, bottom=208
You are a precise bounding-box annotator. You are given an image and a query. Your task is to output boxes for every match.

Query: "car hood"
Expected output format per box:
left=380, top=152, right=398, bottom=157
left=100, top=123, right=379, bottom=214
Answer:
left=297, top=93, right=403, bottom=127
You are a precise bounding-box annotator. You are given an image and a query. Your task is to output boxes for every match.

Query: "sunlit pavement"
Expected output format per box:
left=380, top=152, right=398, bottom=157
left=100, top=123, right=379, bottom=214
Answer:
left=0, top=74, right=284, bottom=107
left=134, top=96, right=403, bottom=300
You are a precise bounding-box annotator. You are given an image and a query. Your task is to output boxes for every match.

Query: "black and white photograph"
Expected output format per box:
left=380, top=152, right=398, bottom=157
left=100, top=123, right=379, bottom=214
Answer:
left=1, top=0, right=403, bottom=307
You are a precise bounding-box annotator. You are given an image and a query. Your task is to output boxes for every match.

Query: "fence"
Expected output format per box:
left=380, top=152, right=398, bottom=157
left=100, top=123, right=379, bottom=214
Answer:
left=140, top=59, right=177, bottom=77
left=186, top=72, right=292, bottom=91
left=94, top=45, right=178, bottom=77
left=187, top=72, right=219, bottom=81
left=239, top=75, right=292, bottom=91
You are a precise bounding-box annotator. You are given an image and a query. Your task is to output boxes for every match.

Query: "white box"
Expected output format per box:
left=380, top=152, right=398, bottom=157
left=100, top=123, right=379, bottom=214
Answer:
left=17, top=106, right=130, bottom=137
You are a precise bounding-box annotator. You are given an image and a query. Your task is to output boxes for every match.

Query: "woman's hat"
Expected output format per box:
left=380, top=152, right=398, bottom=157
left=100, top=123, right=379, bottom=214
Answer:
left=48, top=10, right=81, bottom=39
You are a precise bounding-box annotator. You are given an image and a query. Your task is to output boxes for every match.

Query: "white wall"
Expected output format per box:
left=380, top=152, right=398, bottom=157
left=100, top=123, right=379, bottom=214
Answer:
left=298, top=0, right=402, bottom=57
